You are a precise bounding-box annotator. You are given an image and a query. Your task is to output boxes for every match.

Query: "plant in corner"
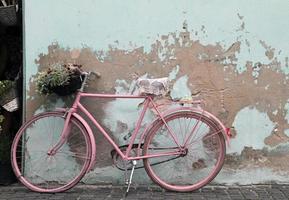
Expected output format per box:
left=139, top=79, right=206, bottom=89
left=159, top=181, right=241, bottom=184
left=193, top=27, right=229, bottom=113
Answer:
left=0, top=80, right=13, bottom=95
left=35, top=64, right=83, bottom=96
left=0, top=110, right=16, bottom=185
left=0, top=80, right=19, bottom=112
left=0, top=114, right=4, bottom=132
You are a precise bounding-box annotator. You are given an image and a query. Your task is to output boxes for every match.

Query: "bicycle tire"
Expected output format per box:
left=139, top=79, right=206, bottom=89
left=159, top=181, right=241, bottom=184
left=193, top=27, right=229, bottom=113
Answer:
left=143, top=109, right=226, bottom=192
left=11, top=111, right=92, bottom=193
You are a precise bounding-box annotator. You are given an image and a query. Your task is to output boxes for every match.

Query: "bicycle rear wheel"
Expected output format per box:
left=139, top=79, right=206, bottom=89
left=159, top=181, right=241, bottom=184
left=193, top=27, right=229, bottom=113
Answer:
left=11, top=111, right=92, bottom=193
left=143, top=109, right=225, bottom=192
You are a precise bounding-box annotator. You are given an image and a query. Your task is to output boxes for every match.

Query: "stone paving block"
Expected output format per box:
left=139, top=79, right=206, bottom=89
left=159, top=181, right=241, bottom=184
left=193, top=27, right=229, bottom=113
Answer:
left=216, top=197, right=231, bottom=200
left=214, top=189, right=228, bottom=195
left=230, top=197, right=245, bottom=200
left=2, top=184, right=289, bottom=200
left=227, top=189, right=243, bottom=193
left=240, top=191, right=258, bottom=199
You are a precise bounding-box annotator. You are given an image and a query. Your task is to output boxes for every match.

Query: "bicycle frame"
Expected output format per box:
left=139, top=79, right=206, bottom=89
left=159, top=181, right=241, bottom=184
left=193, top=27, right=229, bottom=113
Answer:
left=12, top=70, right=232, bottom=193
left=49, top=91, right=183, bottom=169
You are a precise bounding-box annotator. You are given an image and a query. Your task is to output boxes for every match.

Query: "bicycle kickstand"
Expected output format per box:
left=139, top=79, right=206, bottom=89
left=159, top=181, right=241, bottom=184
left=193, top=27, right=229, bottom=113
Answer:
left=125, top=160, right=137, bottom=196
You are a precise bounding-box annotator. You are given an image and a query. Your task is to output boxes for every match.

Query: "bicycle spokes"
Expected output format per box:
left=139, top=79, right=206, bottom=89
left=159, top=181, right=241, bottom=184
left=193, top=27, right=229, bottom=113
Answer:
left=12, top=112, right=92, bottom=193
left=143, top=110, right=226, bottom=192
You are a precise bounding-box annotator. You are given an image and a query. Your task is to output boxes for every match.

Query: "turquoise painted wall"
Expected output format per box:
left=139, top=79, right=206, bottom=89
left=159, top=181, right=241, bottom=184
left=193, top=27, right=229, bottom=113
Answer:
left=24, top=0, right=289, bottom=184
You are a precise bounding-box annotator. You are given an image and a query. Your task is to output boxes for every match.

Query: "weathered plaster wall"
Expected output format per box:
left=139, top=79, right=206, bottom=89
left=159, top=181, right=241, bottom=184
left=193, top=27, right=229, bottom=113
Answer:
left=24, top=0, right=289, bottom=184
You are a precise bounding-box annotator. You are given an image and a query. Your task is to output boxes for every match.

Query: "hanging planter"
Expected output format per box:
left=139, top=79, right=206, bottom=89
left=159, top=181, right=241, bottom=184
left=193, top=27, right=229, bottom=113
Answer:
left=51, top=75, right=83, bottom=96
left=0, top=0, right=18, bottom=26
left=0, top=80, right=19, bottom=112
left=35, top=63, right=83, bottom=96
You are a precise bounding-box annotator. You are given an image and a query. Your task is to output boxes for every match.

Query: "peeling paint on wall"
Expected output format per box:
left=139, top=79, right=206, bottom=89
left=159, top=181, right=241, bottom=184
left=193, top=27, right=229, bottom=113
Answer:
left=284, top=101, right=289, bottom=123
left=228, top=106, right=275, bottom=154
left=168, top=65, right=179, bottom=80
left=25, top=0, right=289, bottom=184
left=170, top=75, right=191, bottom=99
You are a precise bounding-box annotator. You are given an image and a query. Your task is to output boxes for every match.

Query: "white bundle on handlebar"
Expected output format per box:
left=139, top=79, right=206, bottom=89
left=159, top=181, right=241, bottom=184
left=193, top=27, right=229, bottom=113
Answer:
left=135, top=77, right=170, bottom=96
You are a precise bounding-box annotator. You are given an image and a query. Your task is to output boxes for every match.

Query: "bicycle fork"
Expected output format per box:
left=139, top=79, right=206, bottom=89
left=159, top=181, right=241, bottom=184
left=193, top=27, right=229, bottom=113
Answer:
left=47, top=110, right=73, bottom=156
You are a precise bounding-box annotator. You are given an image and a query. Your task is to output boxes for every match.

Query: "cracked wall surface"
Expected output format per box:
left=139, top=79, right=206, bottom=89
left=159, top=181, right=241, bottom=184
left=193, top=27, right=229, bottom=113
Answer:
left=25, top=0, right=289, bottom=184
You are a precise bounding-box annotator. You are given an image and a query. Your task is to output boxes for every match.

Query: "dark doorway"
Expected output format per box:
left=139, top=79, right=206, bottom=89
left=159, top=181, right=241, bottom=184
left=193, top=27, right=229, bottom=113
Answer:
left=0, top=0, right=22, bottom=185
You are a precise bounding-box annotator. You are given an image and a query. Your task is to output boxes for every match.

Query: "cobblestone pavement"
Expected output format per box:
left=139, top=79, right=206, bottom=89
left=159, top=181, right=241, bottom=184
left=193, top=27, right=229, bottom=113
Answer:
left=1, top=184, right=289, bottom=200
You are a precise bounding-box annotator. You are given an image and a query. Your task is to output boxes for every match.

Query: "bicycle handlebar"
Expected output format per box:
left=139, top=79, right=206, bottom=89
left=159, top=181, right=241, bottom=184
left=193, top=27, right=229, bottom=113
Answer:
left=79, top=71, right=101, bottom=92
left=78, top=73, right=202, bottom=106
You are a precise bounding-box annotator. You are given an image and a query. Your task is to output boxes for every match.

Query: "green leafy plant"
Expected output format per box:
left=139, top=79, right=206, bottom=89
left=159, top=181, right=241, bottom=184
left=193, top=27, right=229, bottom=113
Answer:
left=0, top=80, right=14, bottom=96
left=35, top=64, right=83, bottom=95
left=0, top=114, right=4, bottom=131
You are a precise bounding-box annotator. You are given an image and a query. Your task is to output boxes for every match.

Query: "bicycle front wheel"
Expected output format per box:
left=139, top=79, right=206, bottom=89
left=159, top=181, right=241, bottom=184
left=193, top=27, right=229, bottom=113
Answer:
left=11, top=111, right=92, bottom=193
left=143, top=110, right=226, bottom=192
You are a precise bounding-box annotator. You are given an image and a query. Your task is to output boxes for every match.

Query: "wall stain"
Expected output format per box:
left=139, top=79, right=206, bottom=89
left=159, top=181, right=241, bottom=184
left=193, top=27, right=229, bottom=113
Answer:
left=28, top=28, right=289, bottom=173
left=260, top=40, right=275, bottom=60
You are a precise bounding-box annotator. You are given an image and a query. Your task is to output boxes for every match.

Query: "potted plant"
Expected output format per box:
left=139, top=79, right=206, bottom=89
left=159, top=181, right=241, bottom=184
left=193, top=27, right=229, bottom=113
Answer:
left=35, top=63, right=83, bottom=96
left=0, top=0, right=18, bottom=26
left=0, top=79, right=19, bottom=112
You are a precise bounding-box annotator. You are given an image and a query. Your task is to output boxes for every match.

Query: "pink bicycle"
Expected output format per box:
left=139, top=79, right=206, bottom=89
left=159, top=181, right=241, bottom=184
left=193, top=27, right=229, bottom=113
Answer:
left=11, top=72, right=230, bottom=194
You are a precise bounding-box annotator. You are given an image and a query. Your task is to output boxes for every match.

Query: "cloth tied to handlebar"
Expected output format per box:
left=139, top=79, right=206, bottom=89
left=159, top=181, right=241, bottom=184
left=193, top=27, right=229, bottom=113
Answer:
left=136, top=77, right=169, bottom=96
